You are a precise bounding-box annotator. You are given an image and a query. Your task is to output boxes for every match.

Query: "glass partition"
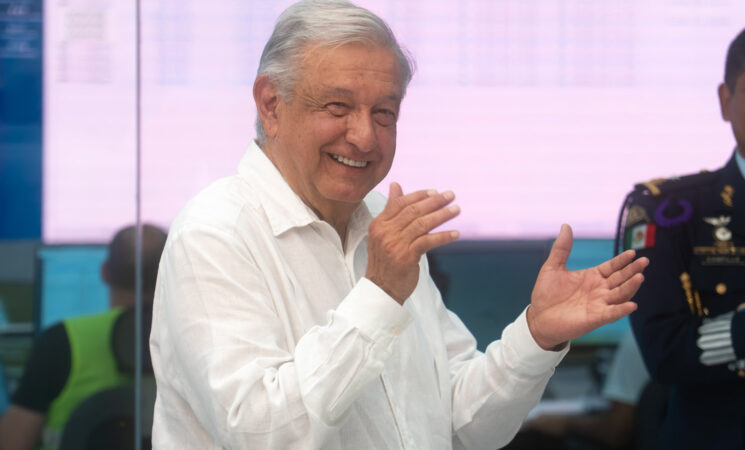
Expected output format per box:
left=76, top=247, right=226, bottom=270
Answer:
left=1, top=0, right=144, bottom=447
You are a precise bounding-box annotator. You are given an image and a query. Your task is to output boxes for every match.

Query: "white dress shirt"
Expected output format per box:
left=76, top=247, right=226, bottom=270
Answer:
left=150, top=140, right=567, bottom=449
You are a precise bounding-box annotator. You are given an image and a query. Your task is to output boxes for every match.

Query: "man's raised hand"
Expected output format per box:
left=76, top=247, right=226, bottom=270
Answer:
left=366, top=182, right=460, bottom=304
left=526, top=224, right=649, bottom=350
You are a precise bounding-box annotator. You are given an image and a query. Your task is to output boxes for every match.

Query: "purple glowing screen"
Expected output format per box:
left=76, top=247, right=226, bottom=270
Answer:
left=43, top=0, right=745, bottom=241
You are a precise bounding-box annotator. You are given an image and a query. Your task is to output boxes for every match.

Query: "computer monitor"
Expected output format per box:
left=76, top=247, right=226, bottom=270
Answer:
left=34, top=245, right=109, bottom=333
left=430, top=239, right=551, bottom=352
left=565, top=239, right=631, bottom=346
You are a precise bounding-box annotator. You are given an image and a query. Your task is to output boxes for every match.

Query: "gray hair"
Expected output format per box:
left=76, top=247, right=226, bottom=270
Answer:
left=254, top=0, right=415, bottom=145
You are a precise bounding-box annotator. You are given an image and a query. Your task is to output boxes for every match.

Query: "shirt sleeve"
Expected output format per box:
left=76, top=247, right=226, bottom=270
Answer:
left=420, top=269, right=567, bottom=449
left=152, top=225, right=412, bottom=449
left=11, top=324, right=71, bottom=413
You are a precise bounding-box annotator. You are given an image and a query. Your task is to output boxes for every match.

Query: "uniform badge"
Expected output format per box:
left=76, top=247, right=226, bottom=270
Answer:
left=721, top=185, right=734, bottom=207
left=642, top=178, right=666, bottom=196
left=625, top=222, right=656, bottom=250
left=654, top=199, right=693, bottom=227
left=704, top=216, right=733, bottom=242
left=693, top=215, right=745, bottom=266
left=679, top=272, right=697, bottom=315
left=625, top=205, right=650, bottom=228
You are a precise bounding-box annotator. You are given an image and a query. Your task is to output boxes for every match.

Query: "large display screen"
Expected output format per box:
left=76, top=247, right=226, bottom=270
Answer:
left=44, top=0, right=745, bottom=241
left=35, top=245, right=109, bottom=330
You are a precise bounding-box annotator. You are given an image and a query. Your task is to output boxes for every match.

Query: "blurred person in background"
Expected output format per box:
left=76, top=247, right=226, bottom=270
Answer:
left=0, top=224, right=167, bottom=450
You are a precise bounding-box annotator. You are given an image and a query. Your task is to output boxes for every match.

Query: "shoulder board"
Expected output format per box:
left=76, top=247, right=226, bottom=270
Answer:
left=631, top=169, right=719, bottom=197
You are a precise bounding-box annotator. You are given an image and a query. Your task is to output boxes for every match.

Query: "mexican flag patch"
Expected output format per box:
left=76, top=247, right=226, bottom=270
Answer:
left=625, top=223, right=656, bottom=250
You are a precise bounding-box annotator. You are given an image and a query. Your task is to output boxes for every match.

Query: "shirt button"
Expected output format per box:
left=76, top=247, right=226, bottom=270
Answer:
left=392, top=326, right=402, bottom=335
left=716, top=283, right=727, bottom=295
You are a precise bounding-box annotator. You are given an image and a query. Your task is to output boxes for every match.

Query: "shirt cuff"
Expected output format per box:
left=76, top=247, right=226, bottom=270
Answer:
left=500, top=308, right=569, bottom=377
left=335, top=277, right=413, bottom=342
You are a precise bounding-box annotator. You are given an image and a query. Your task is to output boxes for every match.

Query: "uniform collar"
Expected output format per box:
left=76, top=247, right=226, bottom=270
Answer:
left=237, top=140, right=373, bottom=238
left=722, top=148, right=745, bottom=188
left=719, top=149, right=745, bottom=229
left=736, top=148, right=745, bottom=181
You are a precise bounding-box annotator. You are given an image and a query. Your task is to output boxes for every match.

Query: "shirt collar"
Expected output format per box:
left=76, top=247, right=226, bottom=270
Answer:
left=238, top=140, right=318, bottom=236
left=237, top=140, right=375, bottom=238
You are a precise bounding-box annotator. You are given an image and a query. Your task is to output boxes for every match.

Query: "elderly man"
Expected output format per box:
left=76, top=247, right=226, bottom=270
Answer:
left=149, top=1, right=648, bottom=448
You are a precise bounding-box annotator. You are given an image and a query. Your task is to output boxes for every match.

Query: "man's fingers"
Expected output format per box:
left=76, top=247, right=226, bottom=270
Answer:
left=597, top=250, right=636, bottom=278
left=379, top=183, right=435, bottom=220
left=380, top=188, right=458, bottom=235
left=601, top=301, right=638, bottom=324
left=395, top=190, right=456, bottom=227
left=605, top=256, right=649, bottom=288
left=400, top=198, right=460, bottom=241
left=607, top=273, right=645, bottom=304
left=389, top=181, right=403, bottom=201
left=369, top=185, right=460, bottom=263
left=544, top=224, right=573, bottom=270
left=411, top=229, right=460, bottom=255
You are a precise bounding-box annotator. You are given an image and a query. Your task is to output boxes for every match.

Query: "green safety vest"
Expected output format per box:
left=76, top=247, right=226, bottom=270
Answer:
left=41, top=308, right=132, bottom=450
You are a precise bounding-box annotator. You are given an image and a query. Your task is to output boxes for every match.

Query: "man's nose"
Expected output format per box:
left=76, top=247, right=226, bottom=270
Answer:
left=345, top=112, right=376, bottom=152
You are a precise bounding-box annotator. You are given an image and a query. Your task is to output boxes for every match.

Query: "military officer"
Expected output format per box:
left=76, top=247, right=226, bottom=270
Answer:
left=616, top=27, right=745, bottom=450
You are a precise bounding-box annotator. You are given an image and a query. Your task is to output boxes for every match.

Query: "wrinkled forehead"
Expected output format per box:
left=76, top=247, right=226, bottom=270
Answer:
left=295, top=42, right=405, bottom=93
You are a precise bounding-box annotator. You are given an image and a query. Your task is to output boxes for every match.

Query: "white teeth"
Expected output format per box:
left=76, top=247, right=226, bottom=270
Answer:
left=331, top=154, right=368, bottom=168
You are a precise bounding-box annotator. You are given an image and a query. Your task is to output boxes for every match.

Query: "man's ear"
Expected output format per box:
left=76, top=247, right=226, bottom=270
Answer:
left=254, top=75, right=281, bottom=138
left=718, top=82, right=732, bottom=122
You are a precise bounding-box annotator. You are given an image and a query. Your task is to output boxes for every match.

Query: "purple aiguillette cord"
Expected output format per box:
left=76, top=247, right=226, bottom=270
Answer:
left=654, top=199, right=693, bottom=227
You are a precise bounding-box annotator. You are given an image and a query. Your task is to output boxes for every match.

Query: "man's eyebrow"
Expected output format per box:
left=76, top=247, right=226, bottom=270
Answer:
left=318, top=86, right=354, bottom=98
left=318, top=86, right=402, bottom=103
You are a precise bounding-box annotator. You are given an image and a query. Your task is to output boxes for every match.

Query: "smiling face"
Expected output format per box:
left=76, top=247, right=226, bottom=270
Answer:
left=257, top=42, right=403, bottom=229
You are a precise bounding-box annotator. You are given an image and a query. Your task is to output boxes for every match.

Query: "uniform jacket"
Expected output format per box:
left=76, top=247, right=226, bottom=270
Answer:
left=618, top=151, right=745, bottom=450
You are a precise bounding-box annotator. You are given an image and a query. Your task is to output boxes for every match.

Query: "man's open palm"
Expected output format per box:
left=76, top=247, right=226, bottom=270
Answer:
left=527, top=224, right=649, bottom=350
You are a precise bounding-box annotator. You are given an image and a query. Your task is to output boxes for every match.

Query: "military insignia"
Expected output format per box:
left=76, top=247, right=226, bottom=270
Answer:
left=624, top=205, right=650, bottom=228
left=692, top=245, right=745, bottom=265
left=625, top=222, right=656, bottom=250
left=704, top=216, right=733, bottom=242
left=680, top=272, right=696, bottom=314
left=716, top=228, right=732, bottom=241
left=721, top=185, right=734, bottom=207
left=642, top=178, right=666, bottom=196
left=716, top=283, right=727, bottom=295
left=698, top=312, right=736, bottom=365
left=694, top=215, right=745, bottom=265
left=654, top=199, right=693, bottom=227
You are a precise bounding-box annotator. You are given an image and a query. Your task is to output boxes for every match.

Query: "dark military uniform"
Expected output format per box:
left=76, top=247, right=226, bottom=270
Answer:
left=616, top=151, right=745, bottom=450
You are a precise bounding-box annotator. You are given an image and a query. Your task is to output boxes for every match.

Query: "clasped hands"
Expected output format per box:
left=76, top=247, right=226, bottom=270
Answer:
left=366, top=183, right=649, bottom=350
